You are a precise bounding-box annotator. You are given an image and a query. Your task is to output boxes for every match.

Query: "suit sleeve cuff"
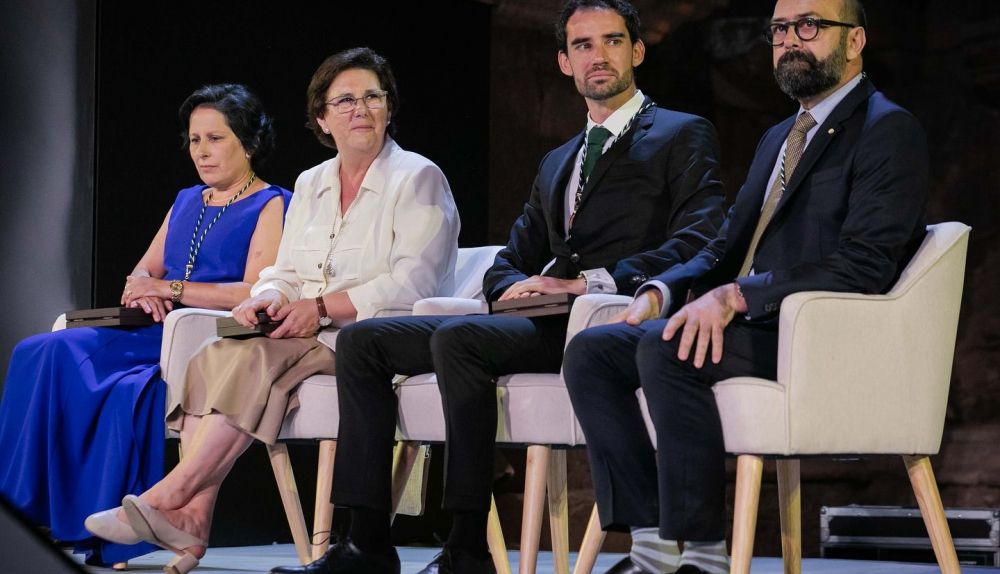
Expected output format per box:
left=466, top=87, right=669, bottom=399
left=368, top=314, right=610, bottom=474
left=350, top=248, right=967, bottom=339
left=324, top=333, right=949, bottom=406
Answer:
left=637, top=280, right=672, bottom=318
left=580, top=268, right=618, bottom=295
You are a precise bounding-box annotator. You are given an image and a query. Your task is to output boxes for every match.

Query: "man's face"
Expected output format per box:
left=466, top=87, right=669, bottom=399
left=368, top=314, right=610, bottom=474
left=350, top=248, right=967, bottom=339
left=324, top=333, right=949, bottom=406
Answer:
left=771, top=0, right=851, bottom=100
left=558, top=8, right=644, bottom=102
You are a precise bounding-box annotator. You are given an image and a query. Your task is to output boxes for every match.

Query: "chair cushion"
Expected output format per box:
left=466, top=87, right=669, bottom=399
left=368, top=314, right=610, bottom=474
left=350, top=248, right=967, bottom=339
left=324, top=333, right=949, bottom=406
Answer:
left=277, top=374, right=340, bottom=440
left=712, top=377, right=789, bottom=454
left=395, top=373, right=585, bottom=446
left=639, top=381, right=789, bottom=454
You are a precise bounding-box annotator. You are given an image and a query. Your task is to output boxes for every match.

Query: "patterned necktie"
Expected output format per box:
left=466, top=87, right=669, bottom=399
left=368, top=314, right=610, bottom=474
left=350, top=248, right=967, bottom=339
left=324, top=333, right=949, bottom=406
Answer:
left=737, top=111, right=817, bottom=277
left=581, top=126, right=612, bottom=182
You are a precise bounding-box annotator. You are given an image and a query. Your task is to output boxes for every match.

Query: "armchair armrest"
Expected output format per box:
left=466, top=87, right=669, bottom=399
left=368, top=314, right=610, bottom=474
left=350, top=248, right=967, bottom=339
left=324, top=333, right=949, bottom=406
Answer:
left=565, top=294, right=632, bottom=345
left=372, top=305, right=413, bottom=319
left=413, top=297, right=487, bottom=316
left=160, top=308, right=230, bottom=405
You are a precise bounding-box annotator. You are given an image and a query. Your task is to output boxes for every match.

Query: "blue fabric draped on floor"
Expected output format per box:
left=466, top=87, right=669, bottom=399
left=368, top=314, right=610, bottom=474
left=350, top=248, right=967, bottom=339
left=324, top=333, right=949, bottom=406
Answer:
left=0, top=324, right=165, bottom=564
left=0, top=182, right=290, bottom=566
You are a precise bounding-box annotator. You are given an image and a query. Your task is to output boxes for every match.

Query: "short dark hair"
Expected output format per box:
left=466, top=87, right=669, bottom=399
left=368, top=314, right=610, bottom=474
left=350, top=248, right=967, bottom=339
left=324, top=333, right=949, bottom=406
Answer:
left=178, top=83, right=275, bottom=170
left=305, top=47, right=400, bottom=149
left=555, top=0, right=641, bottom=53
left=842, top=0, right=867, bottom=29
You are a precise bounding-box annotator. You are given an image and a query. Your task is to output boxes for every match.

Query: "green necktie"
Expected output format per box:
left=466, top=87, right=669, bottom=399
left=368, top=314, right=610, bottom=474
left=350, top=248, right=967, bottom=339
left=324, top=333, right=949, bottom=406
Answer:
left=581, top=126, right=612, bottom=182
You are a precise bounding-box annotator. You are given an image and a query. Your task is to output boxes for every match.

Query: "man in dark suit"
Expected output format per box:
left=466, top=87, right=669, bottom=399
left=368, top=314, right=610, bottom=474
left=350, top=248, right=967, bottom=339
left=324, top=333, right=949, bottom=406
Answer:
left=269, top=1, right=726, bottom=573
left=563, top=1, right=929, bottom=573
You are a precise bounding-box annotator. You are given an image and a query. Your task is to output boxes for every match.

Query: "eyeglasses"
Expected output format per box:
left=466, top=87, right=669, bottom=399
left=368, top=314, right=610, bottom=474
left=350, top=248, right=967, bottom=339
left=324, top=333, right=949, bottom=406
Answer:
left=764, top=17, right=858, bottom=46
left=325, top=90, right=388, bottom=114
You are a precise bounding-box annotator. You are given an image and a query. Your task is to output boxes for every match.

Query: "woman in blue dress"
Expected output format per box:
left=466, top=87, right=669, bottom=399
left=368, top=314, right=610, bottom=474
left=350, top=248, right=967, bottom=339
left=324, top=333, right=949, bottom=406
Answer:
left=0, top=83, right=291, bottom=568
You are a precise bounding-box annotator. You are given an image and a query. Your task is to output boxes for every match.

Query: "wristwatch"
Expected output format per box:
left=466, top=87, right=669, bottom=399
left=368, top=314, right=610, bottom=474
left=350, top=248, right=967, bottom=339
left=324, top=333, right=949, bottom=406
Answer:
left=315, top=296, right=333, bottom=328
left=169, top=280, right=184, bottom=304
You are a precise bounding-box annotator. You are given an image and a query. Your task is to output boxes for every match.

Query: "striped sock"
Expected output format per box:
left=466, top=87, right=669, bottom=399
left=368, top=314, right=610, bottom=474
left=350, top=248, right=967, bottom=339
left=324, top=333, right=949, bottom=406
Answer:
left=629, top=527, right=681, bottom=573
left=680, top=540, right=729, bottom=574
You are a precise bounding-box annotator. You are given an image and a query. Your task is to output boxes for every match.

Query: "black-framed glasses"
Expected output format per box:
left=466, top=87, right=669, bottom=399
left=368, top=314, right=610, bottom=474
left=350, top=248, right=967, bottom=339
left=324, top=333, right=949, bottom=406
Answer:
left=325, top=90, right=388, bottom=114
left=764, top=17, right=858, bottom=46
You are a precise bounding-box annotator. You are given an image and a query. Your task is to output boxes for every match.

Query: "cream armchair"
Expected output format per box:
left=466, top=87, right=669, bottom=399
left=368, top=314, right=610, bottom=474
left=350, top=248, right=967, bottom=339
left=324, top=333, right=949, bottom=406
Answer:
left=393, top=293, right=632, bottom=574
left=711, top=222, right=971, bottom=574
left=158, top=245, right=504, bottom=565
left=572, top=222, right=972, bottom=574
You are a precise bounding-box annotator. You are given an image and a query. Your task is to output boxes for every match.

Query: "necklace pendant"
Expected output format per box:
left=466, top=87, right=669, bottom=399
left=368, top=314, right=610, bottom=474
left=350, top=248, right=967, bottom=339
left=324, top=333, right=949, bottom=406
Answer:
left=184, top=263, right=194, bottom=280
left=324, top=262, right=336, bottom=277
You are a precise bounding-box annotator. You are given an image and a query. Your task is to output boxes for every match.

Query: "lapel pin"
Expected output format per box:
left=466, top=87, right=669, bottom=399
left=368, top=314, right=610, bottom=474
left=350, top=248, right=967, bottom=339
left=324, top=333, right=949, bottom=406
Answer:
left=828, top=128, right=835, bottom=135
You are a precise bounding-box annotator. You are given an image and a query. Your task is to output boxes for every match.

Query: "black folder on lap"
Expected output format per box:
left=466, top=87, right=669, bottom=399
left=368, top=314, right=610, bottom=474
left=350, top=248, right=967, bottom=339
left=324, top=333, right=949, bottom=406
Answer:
left=216, top=311, right=282, bottom=339
left=488, top=293, right=575, bottom=318
left=65, top=306, right=156, bottom=328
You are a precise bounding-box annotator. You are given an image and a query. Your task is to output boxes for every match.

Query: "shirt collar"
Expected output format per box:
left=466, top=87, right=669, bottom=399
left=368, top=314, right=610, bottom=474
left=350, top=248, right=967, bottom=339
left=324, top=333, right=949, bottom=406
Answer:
left=799, top=72, right=863, bottom=127
left=318, top=136, right=397, bottom=198
left=586, top=89, right=645, bottom=138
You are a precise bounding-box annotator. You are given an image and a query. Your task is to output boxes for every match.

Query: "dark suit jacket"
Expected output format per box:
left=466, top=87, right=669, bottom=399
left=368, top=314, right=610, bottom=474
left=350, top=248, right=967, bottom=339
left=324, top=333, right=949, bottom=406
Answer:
left=651, top=78, right=929, bottom=321
left=484, top=98, right=726, bottom=302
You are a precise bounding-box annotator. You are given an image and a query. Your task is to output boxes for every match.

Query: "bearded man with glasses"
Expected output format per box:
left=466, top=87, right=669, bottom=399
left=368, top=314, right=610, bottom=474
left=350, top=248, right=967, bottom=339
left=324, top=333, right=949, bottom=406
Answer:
left=562, top=1, right=931, bottom=573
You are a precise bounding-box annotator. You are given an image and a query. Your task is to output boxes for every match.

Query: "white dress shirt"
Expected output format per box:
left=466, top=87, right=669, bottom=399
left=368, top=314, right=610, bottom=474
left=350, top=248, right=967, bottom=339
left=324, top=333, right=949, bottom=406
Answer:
left=251, top=138, right=460, bottom=347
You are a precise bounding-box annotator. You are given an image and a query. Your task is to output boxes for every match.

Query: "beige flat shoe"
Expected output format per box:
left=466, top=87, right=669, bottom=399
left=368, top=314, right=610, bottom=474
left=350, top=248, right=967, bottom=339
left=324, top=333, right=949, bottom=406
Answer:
left=84, top=507, right=141, bottom=545
left=121, top=495, right=205, bottom=574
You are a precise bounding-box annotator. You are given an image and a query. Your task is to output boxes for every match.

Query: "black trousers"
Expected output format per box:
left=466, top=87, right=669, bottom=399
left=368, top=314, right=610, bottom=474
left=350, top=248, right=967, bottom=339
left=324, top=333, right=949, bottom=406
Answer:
left=331, top=313, right=567, bottom=513
left=563, top=318, right=777, bottom=541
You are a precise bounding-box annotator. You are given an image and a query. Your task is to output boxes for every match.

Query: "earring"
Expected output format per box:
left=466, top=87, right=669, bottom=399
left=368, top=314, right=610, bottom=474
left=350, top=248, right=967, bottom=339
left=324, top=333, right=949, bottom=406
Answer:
left=323, top=128, right=330, bottom=134
left=245, top=152, right=250, bottom=159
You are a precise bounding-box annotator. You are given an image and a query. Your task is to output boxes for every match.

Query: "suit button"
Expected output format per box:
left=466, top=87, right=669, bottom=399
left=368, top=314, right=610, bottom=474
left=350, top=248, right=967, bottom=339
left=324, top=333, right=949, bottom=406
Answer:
left=569, top=253, right=580, bottom=263
left=629, top=274, right=648, bottom=285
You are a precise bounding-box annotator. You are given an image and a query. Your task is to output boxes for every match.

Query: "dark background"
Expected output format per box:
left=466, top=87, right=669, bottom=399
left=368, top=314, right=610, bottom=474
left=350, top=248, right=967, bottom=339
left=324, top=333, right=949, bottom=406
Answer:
left=92, top=0, right=491, bottom=306
left=1, top=0, right=998, bottom=561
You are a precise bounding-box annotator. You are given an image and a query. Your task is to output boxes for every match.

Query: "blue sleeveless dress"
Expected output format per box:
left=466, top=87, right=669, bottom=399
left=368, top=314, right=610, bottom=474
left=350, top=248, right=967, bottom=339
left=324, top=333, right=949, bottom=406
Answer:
left=0, top=183, right=291, bottom=565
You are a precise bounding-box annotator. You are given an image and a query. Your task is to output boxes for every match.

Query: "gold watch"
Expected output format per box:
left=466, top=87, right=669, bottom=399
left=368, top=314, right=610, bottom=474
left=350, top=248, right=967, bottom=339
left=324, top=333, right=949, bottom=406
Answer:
left=169, top=280, right=184, bottom=304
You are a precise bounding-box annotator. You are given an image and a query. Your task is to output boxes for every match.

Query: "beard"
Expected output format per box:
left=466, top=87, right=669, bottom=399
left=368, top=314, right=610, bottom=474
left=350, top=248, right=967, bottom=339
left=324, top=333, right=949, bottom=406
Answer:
left=577, top=65, right=634, bottom=101
left=774, top=35, right=847, bottom=100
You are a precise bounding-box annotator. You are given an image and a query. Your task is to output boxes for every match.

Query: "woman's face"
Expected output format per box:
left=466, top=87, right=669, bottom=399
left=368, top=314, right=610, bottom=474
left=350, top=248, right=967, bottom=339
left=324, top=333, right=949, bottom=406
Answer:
left=317, top=68, right=390, bottom=157
left=188, top=105, right=251, bottom=189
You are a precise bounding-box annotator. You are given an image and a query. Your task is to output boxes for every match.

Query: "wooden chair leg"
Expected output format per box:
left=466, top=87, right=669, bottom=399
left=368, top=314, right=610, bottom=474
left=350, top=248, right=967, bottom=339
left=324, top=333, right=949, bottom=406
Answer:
left=572, top=503, right=605, bottom=574
left=390, top=441, right=423, bottom=519
left=312, top=439, right=337, bottom=560
left=776, top=459, right=801, bottom=574
left=731, top=454, right=764, bottom=574
left=488, top=495, right=513, bottom=574
left=547, top=449, right=569, bottom=574
left=903, top=455, right=962, bottom=574
left=267, top=443, right=312, bottom=564
left=521, top=445, right=551, bottom=574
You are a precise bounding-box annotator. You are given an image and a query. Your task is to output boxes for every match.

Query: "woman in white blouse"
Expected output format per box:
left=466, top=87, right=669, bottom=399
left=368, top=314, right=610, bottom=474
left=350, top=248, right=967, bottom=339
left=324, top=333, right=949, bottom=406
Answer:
left=84, top=47, right=460, bottom=573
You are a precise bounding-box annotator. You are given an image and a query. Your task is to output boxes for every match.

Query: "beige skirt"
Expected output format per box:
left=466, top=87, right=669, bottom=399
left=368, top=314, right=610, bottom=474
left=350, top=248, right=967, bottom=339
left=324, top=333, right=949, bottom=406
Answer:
left=166, top=336, right=336, bottom=444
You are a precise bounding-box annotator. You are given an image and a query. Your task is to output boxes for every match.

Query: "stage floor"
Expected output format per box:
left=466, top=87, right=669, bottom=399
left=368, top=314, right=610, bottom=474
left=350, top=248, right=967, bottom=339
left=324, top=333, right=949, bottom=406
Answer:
left=74, top=544, right=1000, bottom=573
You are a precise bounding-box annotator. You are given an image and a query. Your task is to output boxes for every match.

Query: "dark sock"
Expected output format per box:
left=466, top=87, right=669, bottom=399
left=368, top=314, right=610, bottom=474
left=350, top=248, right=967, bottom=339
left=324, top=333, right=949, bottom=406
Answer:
left=446, top=510, right=489, bottom=558
left=348, top=507, right=392, bottom=554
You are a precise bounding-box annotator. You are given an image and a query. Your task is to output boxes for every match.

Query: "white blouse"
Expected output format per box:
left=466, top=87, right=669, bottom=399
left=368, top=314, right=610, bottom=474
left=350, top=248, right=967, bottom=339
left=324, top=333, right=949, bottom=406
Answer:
left=251, top=138, right=460, bottom=332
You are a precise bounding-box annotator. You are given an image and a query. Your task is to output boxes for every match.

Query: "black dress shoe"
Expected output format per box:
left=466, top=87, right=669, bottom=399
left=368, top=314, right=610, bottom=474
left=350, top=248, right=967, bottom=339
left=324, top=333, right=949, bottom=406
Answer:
left=675, top=566, right=709, bottom=574
left=604, top=556, right=654, bottom=574
left=416, top=547, right=496, bottom=574
left=269, top=538, right=400, bottom=574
